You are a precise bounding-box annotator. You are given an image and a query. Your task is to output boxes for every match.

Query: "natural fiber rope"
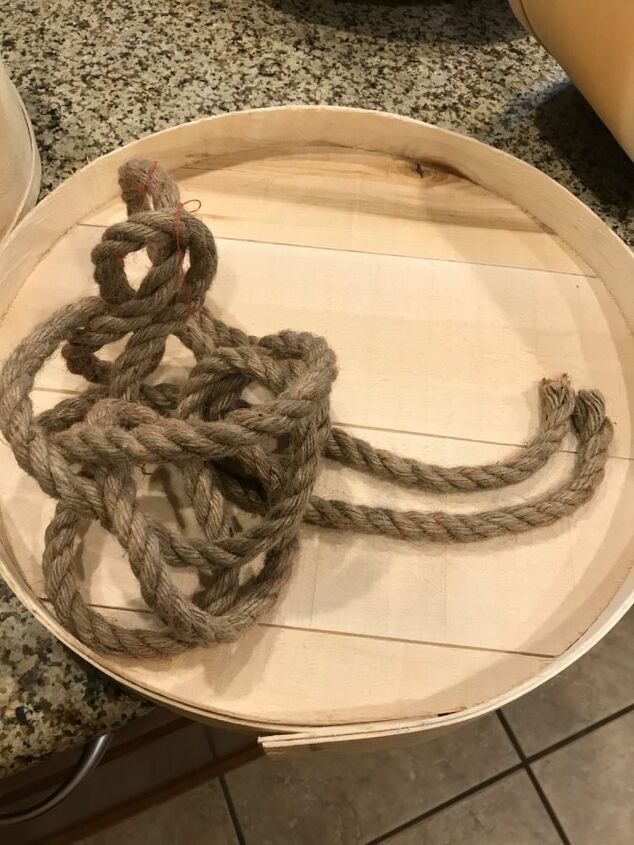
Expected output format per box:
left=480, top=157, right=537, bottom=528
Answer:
left=0, top=159, right=613, bottom=657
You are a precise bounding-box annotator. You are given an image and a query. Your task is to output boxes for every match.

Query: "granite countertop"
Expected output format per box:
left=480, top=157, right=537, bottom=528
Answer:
left=1, top=0, right=632, bottom=779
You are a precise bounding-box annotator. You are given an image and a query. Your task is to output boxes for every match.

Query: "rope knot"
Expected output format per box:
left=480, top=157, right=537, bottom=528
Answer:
left=0, top=157, right=613, bottom=658
left=90, top=209, right=216, bottom=311
left=118, top=158, right=180, bottom=215
left=83, top=397, right=158, bottom=428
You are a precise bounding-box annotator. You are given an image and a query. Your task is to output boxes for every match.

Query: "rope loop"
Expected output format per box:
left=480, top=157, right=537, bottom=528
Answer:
left=0, top=159, right=613, bottom=656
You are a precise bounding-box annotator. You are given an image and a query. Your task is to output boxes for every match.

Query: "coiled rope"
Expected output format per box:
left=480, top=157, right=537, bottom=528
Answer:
left=0, top=159, right=613, bottom=656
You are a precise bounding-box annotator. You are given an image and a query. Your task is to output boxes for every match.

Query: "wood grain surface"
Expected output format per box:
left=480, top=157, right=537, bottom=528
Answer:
left=0, top=108, right=631, bottom=751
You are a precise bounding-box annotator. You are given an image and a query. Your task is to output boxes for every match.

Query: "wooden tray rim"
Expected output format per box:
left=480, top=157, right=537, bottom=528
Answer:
left=1, top=105, right=632, bottom=749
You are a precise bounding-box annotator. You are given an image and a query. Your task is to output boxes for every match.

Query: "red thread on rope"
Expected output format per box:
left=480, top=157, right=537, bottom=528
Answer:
left=174, top=202, right=191, bottom=316
left=174, top=199, right=202, bottom=316
left=181, top=198, right=202, bottom=214
left=140, top=159, right=159, bottom=198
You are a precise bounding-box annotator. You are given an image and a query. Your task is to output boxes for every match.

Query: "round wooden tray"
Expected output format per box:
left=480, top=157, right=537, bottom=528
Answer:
left=1, top=107, right=632, bottom=755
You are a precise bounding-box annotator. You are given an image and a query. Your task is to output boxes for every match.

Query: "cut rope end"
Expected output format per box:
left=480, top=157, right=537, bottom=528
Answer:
left=572, top=390, right=608, bottom=440
left=539, top=375, right=576, bottom=422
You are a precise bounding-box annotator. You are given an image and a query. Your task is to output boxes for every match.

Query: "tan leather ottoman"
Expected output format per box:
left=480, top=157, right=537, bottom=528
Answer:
left=510, top=0, right=634, bottom=159
left=0, top=58, right=40, bottom=242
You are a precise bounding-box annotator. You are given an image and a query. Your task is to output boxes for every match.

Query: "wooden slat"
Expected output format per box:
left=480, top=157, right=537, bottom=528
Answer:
left=71, top=606, right=549, bottom=726
left=3, top=390, right=632, bottom=658
left=274, top=426, right=634, bottom=657
left=1, top=225, right=631, bottom=456
left=82, top=147, right=589, bottom=275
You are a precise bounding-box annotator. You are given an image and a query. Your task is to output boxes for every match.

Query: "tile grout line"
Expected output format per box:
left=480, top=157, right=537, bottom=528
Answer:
left=218, top=774, right=247, bottom=845
left=193, top=701, right=634, bottom=845
left=365, top=763, right=525, bottom=844
left=526, top=702, right=634, bottom=764
left=366, top=702, right=634, bottom=844
left=496, top=711, right=571, bottom=845
left=206, top=730, right=247, bottom=845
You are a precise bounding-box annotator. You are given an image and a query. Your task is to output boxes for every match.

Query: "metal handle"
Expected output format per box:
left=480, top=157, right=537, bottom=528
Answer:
left=0, top=732, right=113, bottom=825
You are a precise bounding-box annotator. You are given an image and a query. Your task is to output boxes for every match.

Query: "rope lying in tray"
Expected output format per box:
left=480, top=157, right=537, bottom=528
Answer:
left=0, top=159, right=613, bottom=657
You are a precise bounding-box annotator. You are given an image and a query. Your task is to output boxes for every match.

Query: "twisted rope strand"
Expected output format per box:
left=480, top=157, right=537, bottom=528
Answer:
left=0, top=158, right=613, bottom=657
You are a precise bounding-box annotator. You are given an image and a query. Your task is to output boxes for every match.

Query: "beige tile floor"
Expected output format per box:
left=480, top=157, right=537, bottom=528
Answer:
left=69, top=609, right=632, bottom=845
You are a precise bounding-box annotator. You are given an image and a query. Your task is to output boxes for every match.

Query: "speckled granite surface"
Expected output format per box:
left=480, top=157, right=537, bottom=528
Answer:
left=0, top=0, right=632, bottom=778
left=0, top=579, right=148, bottom=778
